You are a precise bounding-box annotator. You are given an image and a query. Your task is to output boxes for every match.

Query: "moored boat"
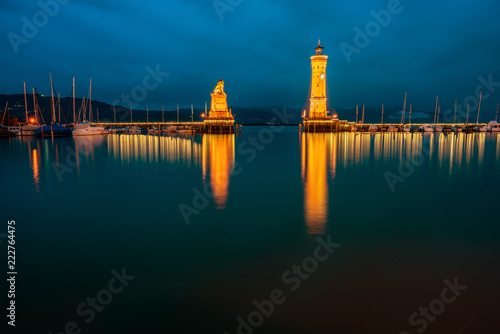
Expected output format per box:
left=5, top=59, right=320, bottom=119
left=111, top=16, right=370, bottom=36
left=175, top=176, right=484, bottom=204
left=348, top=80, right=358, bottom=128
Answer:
left=433, top=125, right=443, bottom=132
left=72, top=122, right=105, bottom=136
left=387, top=125, right=397, bottom=132
left=162, top=125, right=177, bottom=133
left=420, top=124, right=433, bottom=132
left=34, top=124, right=72, bottom=137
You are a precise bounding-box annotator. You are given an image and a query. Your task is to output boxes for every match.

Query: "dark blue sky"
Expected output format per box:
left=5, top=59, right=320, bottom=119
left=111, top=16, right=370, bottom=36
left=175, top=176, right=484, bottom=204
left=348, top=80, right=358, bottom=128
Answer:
left=1, top=0, right=500, bottom=117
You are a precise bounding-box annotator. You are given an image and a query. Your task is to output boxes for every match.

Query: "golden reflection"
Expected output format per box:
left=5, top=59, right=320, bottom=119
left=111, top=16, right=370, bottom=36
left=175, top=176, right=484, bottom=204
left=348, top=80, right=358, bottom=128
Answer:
left=106, top=134, right=202, bottom=166
left=202, top=134, right=235, bottom=209
left=333, top=132, right=490, bottom=180
left=32, top=148, right=40, bottom=191
left=301, top=133, right=337, bottom=235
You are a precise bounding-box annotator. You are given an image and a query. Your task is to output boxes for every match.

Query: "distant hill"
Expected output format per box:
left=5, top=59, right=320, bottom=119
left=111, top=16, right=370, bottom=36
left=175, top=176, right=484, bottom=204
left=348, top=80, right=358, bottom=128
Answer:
left=0, top=93, right=436, bottom=124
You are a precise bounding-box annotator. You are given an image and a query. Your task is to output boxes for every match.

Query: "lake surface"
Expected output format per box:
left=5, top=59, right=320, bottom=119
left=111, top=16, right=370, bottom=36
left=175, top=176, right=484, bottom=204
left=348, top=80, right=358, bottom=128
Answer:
left=1, top=128, right=500, bottom=334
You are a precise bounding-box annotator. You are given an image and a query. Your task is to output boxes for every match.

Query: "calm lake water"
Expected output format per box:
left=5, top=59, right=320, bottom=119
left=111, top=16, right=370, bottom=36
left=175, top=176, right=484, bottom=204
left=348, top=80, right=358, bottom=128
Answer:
left=1, top=127, right=500, bottom=334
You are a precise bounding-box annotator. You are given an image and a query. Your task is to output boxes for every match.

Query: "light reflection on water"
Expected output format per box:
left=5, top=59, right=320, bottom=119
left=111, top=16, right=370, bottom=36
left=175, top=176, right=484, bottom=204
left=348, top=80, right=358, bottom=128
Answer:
left=299, top=132, right=499, bottom=236
left=3, top=129, right=500, bottom=334
left=21, top=131, right=500, bottom=205
left=202, top=134, right=235, bottom=209
left=301, top=133, right=336, bottom=236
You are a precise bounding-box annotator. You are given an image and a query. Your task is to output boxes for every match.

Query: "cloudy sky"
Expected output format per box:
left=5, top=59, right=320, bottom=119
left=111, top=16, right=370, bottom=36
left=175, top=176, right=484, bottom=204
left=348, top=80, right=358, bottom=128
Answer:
left=1, top=0, right=500, bottom=117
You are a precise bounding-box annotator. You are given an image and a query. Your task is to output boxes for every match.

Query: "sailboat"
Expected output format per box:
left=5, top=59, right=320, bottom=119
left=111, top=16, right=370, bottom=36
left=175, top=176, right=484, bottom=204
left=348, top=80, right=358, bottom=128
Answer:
left=73, top=122, right=106, bottom=136
left=34, top=73, right=71, bottom=137
left=17, top=82, right=38, bottom=135
left=72, top=78, right=105, bottom=136
left=1, top=101, right=16, bottom=137
left=401, top=93, right=410, bottom=132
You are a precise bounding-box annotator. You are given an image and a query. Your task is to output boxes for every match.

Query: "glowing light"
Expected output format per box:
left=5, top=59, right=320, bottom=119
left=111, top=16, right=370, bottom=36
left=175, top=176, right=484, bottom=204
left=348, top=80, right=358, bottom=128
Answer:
left=30, top=118, right=35, bottom=123
left=308, top=42, right=328, bottom=119
left=202, top=134, right=235, bottom=209
left=302, top=133, right=337, bottom=236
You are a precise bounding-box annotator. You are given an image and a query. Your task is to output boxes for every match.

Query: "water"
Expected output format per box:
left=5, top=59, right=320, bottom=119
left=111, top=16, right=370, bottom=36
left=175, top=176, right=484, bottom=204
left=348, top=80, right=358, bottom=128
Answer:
left=1, top=128, right=500, bottom=333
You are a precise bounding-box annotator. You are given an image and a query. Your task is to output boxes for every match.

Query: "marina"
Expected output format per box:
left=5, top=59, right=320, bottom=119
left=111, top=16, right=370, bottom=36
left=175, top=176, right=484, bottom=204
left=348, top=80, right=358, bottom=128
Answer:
left=2, top=0, right=500, bottom=331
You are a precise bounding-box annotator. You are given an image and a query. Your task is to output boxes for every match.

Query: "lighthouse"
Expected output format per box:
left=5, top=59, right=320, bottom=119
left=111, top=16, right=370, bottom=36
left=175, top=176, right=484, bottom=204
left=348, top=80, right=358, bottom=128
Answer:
left=309, top=40, right=328, bottom=119
left=302, top=41, right=339, bottom=132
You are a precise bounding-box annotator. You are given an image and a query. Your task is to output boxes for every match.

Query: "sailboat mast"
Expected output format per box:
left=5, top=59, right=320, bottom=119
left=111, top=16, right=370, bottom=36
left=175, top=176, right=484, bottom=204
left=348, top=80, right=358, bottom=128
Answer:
left=454, top=100, right=457, bottom=124
left=1, top=101, right=8, bottom=126
left=466, top=104, right=469, bottom=125
left=437, top=105, right=440, bottom=123
left=50, top=72, right=56, bottom=124
left=496, top=103, right=498, bottom=122
left=409, top=104, right=412, bottom=124
left=361, top=105, right=365, bottom=124
left=89, top=78, right=92, bottom=123
left=401, top=92, right=407, bottom=124
left=58, top=92, right=61, bottom=123
left=73, top=77, right=76, bottom=124
left=433, top=96, right=438, bottom=124
left=476, top=90, right=482, bottom=124
left=355, top=104, right=358, bottom=123
left=23, top=81, right=28, bottom=123
left=191, top=103, right=193, bottom=123
left=381, top=104, right=384, bottom=124
left=32, top=88, right=37, bottom=124
left=130, top=107, right=133, bottom=123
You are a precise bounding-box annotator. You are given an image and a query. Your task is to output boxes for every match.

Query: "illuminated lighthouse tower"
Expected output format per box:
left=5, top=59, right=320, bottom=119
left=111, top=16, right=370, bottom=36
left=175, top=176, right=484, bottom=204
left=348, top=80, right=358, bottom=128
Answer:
left=303, top=41, right=338, bottom=132
left=310, top=40, right=328, bottom=118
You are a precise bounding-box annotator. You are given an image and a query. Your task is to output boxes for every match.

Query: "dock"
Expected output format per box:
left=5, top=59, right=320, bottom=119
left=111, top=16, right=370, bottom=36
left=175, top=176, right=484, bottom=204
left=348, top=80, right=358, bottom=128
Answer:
left=92, top=121, right=241, bottom=134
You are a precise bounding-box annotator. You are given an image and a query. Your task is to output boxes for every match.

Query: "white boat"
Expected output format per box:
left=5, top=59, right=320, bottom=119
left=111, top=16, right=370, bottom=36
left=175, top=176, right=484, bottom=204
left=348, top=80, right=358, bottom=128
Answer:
left=8, top=126, right=20, bottom=135
left=387, top=125, right=397, bottom=132
left=433, top=125, right=443, bottom=132
left=369, top=124, right=378, bottom=132
left=451, top=125, right=463, bottom=132
left=350, top=126, right=357, bottom=132
left=420, top=124, right=434, bottom=132
left=128, top=126, right=142, bottom=134
left=402, top=126, right=410, bottom=132
left=17, top=124, right=38, bottom=136
left=162, top=125, right=177, bottom=133
left=490, top=121, right=500, bottom=132
left=177, top=126, right=192, bottom=133
left=147, top=127, right=160, bottom=134
left=72, top=122, right=105, bottom=136
left=483, top=121, right=500, bottom=132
